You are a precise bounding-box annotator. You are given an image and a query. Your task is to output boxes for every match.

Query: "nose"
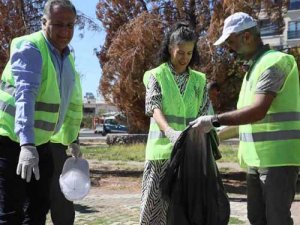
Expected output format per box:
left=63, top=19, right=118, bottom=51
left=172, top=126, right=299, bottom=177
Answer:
left=182, top=53, right=191, bottom=61
left=59, top=26, right=74, bottom=36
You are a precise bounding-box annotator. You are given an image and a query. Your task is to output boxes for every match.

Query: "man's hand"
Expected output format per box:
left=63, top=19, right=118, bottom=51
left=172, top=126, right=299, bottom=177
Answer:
left=68, top=143, right=82, bottom=158
left=164, top=127, right=181, bottom=144
left=16, top=145, right=40, bottom=182
left=189, top=115, right=214, bottom=133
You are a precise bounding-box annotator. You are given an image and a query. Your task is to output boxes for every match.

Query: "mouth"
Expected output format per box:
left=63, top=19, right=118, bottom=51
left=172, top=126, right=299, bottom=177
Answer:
left=179, top=61, right=187, bottom=66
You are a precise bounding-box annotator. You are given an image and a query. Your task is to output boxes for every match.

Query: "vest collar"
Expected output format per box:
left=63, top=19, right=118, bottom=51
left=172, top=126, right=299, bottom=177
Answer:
left=41, top=31, right=71, bottom=57
left=167, top=61, right=189, bottom=77
left=244, top=44, right=271, bottom=80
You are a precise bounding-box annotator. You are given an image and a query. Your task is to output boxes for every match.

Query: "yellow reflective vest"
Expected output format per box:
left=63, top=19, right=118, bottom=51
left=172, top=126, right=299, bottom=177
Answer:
left=237, top=50, right=300, bottom=167
left=143, top=63, right=206, bottom=160
left=0, top=31, right=82, bottom=146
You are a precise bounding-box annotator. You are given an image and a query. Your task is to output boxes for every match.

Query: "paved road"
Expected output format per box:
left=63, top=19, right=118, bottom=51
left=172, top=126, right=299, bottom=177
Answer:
left=46, top=185, right=300, bottom=225
left=79, top=129, right=106, bottom=142
left=45, top=160, right=300, bottom=225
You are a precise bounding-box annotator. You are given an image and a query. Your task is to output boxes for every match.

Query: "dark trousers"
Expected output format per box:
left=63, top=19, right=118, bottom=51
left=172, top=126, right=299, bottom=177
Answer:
left=0, top=136, right=53, bottom=225
left=49, top=143, right=75, bottom=225
left=247, top=166, right=299, bottom=225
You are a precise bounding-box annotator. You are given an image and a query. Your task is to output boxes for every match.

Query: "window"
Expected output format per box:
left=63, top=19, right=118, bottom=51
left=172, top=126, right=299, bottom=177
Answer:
left=289, top=0, right=300, bottom=10
left=259, top=19, right=281, bottom=36
left=288, top=21, right=300, bottom=39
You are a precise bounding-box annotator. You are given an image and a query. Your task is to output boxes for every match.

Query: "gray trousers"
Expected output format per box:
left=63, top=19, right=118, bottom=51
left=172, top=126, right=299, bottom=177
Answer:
left=49, top=143, right=75, bottom=225
left=247, top=166, right=299, bottom=225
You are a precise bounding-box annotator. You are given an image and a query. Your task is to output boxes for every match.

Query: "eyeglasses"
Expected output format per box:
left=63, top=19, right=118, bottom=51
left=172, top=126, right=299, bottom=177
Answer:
left=49, top=23, right=75, bottom=29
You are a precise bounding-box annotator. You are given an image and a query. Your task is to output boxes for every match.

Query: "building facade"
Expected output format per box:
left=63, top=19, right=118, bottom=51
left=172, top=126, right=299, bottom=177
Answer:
left=260, top=0, right=300, bottom=49
left=83, top=92, right=118, bottom=116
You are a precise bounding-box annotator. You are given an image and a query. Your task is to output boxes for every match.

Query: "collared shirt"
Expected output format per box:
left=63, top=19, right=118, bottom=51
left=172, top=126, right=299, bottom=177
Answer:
left=145, top=62, right=211, bottom=117
left=11, top=31, right=75, bottom=145
left=244, top=44, right=287, bottom=96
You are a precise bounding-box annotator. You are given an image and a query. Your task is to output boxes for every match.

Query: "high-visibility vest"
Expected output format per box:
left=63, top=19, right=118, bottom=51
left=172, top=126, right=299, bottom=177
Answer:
left=237, top=50, right=300, bottom=167
left=0, top=31, right=82, bottom=146
left=143, top=63, right=206, bottom=160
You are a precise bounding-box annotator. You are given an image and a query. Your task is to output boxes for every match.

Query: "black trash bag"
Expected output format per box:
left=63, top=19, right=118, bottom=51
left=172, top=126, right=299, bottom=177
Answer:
left=161, top=126, right=230, bottom=225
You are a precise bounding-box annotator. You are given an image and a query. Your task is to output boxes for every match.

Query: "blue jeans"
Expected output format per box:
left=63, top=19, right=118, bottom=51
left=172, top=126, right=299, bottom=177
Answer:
left=0, top=136, right=53, bottom=225
left=49, top=143, right=75, bottom=225
left=247, top=166, right=299, bottom=225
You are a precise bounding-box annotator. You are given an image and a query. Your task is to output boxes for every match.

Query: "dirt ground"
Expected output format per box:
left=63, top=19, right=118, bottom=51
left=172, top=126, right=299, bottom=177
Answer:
left=92, top=175, right=142, bottom=194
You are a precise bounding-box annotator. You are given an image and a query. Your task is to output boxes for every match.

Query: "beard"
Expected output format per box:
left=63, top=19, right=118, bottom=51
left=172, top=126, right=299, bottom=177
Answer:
left=229, top=50, right=246, bottom=62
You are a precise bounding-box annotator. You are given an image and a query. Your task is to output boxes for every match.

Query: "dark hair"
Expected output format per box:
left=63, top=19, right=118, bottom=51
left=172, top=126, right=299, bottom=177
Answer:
left=43, top=0, right=77, bottom=18
left=208, top=81, right=220, bottom=91
left=157, top=21, right=199, bottom=67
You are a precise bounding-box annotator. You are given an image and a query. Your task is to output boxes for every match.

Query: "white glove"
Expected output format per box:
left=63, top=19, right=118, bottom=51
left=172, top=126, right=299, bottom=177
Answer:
left=189, top=115, right=214, bottom=133
left=16, top=145, right=40, bottom=182
left=164, top=127, right=182, bottom=144
left=68, top=143, right=82, bottom=158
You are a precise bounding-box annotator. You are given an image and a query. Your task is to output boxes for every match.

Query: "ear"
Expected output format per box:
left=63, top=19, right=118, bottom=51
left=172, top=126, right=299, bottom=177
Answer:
left=41, top=18, right=47, bottom=26
left=243, top=31, right=252, bottom=43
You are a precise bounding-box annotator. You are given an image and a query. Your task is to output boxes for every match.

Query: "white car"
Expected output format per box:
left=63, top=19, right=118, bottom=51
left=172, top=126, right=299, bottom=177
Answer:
left=94, top=124, right=104, bottom=135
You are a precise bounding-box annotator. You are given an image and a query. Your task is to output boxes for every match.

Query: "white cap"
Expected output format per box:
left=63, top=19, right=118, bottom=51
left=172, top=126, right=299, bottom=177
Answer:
left=59, top=157, right=91, bottom=201
left=214, top=12, right=257, bottom=46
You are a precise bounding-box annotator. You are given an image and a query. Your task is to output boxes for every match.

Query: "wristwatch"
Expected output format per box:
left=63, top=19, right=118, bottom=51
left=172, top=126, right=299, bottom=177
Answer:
left=211, top=115, right=221, bottom=127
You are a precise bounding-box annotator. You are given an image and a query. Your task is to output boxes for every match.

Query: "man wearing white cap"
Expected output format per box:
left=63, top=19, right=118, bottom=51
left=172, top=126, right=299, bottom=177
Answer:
left=190, top=12, right=300, bottom=225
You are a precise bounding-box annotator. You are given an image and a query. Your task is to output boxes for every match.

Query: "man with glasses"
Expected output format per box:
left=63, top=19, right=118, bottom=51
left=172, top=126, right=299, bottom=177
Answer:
left=191, top=12, right=300, bottom=225
left=0, top=0, right=82, bottom=224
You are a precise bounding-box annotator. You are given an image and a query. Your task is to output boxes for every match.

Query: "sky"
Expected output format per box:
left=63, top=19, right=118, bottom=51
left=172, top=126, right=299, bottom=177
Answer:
left=70, top=0, right=105, bottom=99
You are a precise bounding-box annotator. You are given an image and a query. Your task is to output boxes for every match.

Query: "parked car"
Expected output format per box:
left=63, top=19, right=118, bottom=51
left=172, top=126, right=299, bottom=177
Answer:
left=94, top=116, right=128, bottom=136
left=94, top=124, right=104, bottom=135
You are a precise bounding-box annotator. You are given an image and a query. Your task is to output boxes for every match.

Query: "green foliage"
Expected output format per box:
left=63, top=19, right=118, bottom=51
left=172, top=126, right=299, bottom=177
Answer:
left=218, top=144, right=239, bottom=163
left=229, top=217, right=246, bottom=224
left=81, top=115, right=94, bottom=129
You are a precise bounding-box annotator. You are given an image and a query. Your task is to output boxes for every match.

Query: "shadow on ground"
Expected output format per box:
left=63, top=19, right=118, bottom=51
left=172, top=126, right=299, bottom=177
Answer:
left=90, top=169, right=300, bottom=197
left=221, top=172, right=247, bottom=195
left=220, top=171, right=300, bottom=197
left=74, top=204, right=99, bottom=214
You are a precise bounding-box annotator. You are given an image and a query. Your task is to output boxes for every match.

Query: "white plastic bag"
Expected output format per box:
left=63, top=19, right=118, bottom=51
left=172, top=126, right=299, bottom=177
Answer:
left=59, top=157, right=91, bottom=201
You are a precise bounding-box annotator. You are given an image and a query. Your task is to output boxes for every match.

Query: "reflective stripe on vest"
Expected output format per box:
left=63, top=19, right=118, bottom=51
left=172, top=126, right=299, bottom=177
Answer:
left=149, top=116, right=195, bottom=125
left=0, top=101, right=59, bottom=116
left=240, top=130, right=300, bottom=142
left=255, top=112, right=300, bottom=124
left=0, top=100, right=58, bottom=131
left=0, top=100, right=15, bottom=117
left=240, top=112, right=300, bottom=142
left=35, top=120, right=56, bottom=131
left=35, top=102, right=59, bottom=112
left=0, top=81, right=59, bottom=132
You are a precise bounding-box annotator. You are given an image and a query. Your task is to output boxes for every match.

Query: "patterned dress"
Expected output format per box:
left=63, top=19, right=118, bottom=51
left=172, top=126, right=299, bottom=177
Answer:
left=140, top=62, right=211, bottom=225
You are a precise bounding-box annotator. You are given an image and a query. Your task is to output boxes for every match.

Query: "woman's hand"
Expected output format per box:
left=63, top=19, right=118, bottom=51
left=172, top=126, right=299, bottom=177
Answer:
left=164, top=127, right=182, bottom=144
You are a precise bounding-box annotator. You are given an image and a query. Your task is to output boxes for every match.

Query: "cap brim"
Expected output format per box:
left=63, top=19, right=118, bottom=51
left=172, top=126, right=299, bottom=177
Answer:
left=213, top=32, right=230, bottom=46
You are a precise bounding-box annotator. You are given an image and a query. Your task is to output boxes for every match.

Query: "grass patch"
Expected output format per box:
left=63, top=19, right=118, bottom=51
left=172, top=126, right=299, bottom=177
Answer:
left=218, top=144, right=239, bottom=163
left=81, top=142, right=239, bottom=163
left=85, top=218, right=111, bottom=225
left=81, top=143, right=146, bottom=161
left=229, top=216, right=246, bottom=224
